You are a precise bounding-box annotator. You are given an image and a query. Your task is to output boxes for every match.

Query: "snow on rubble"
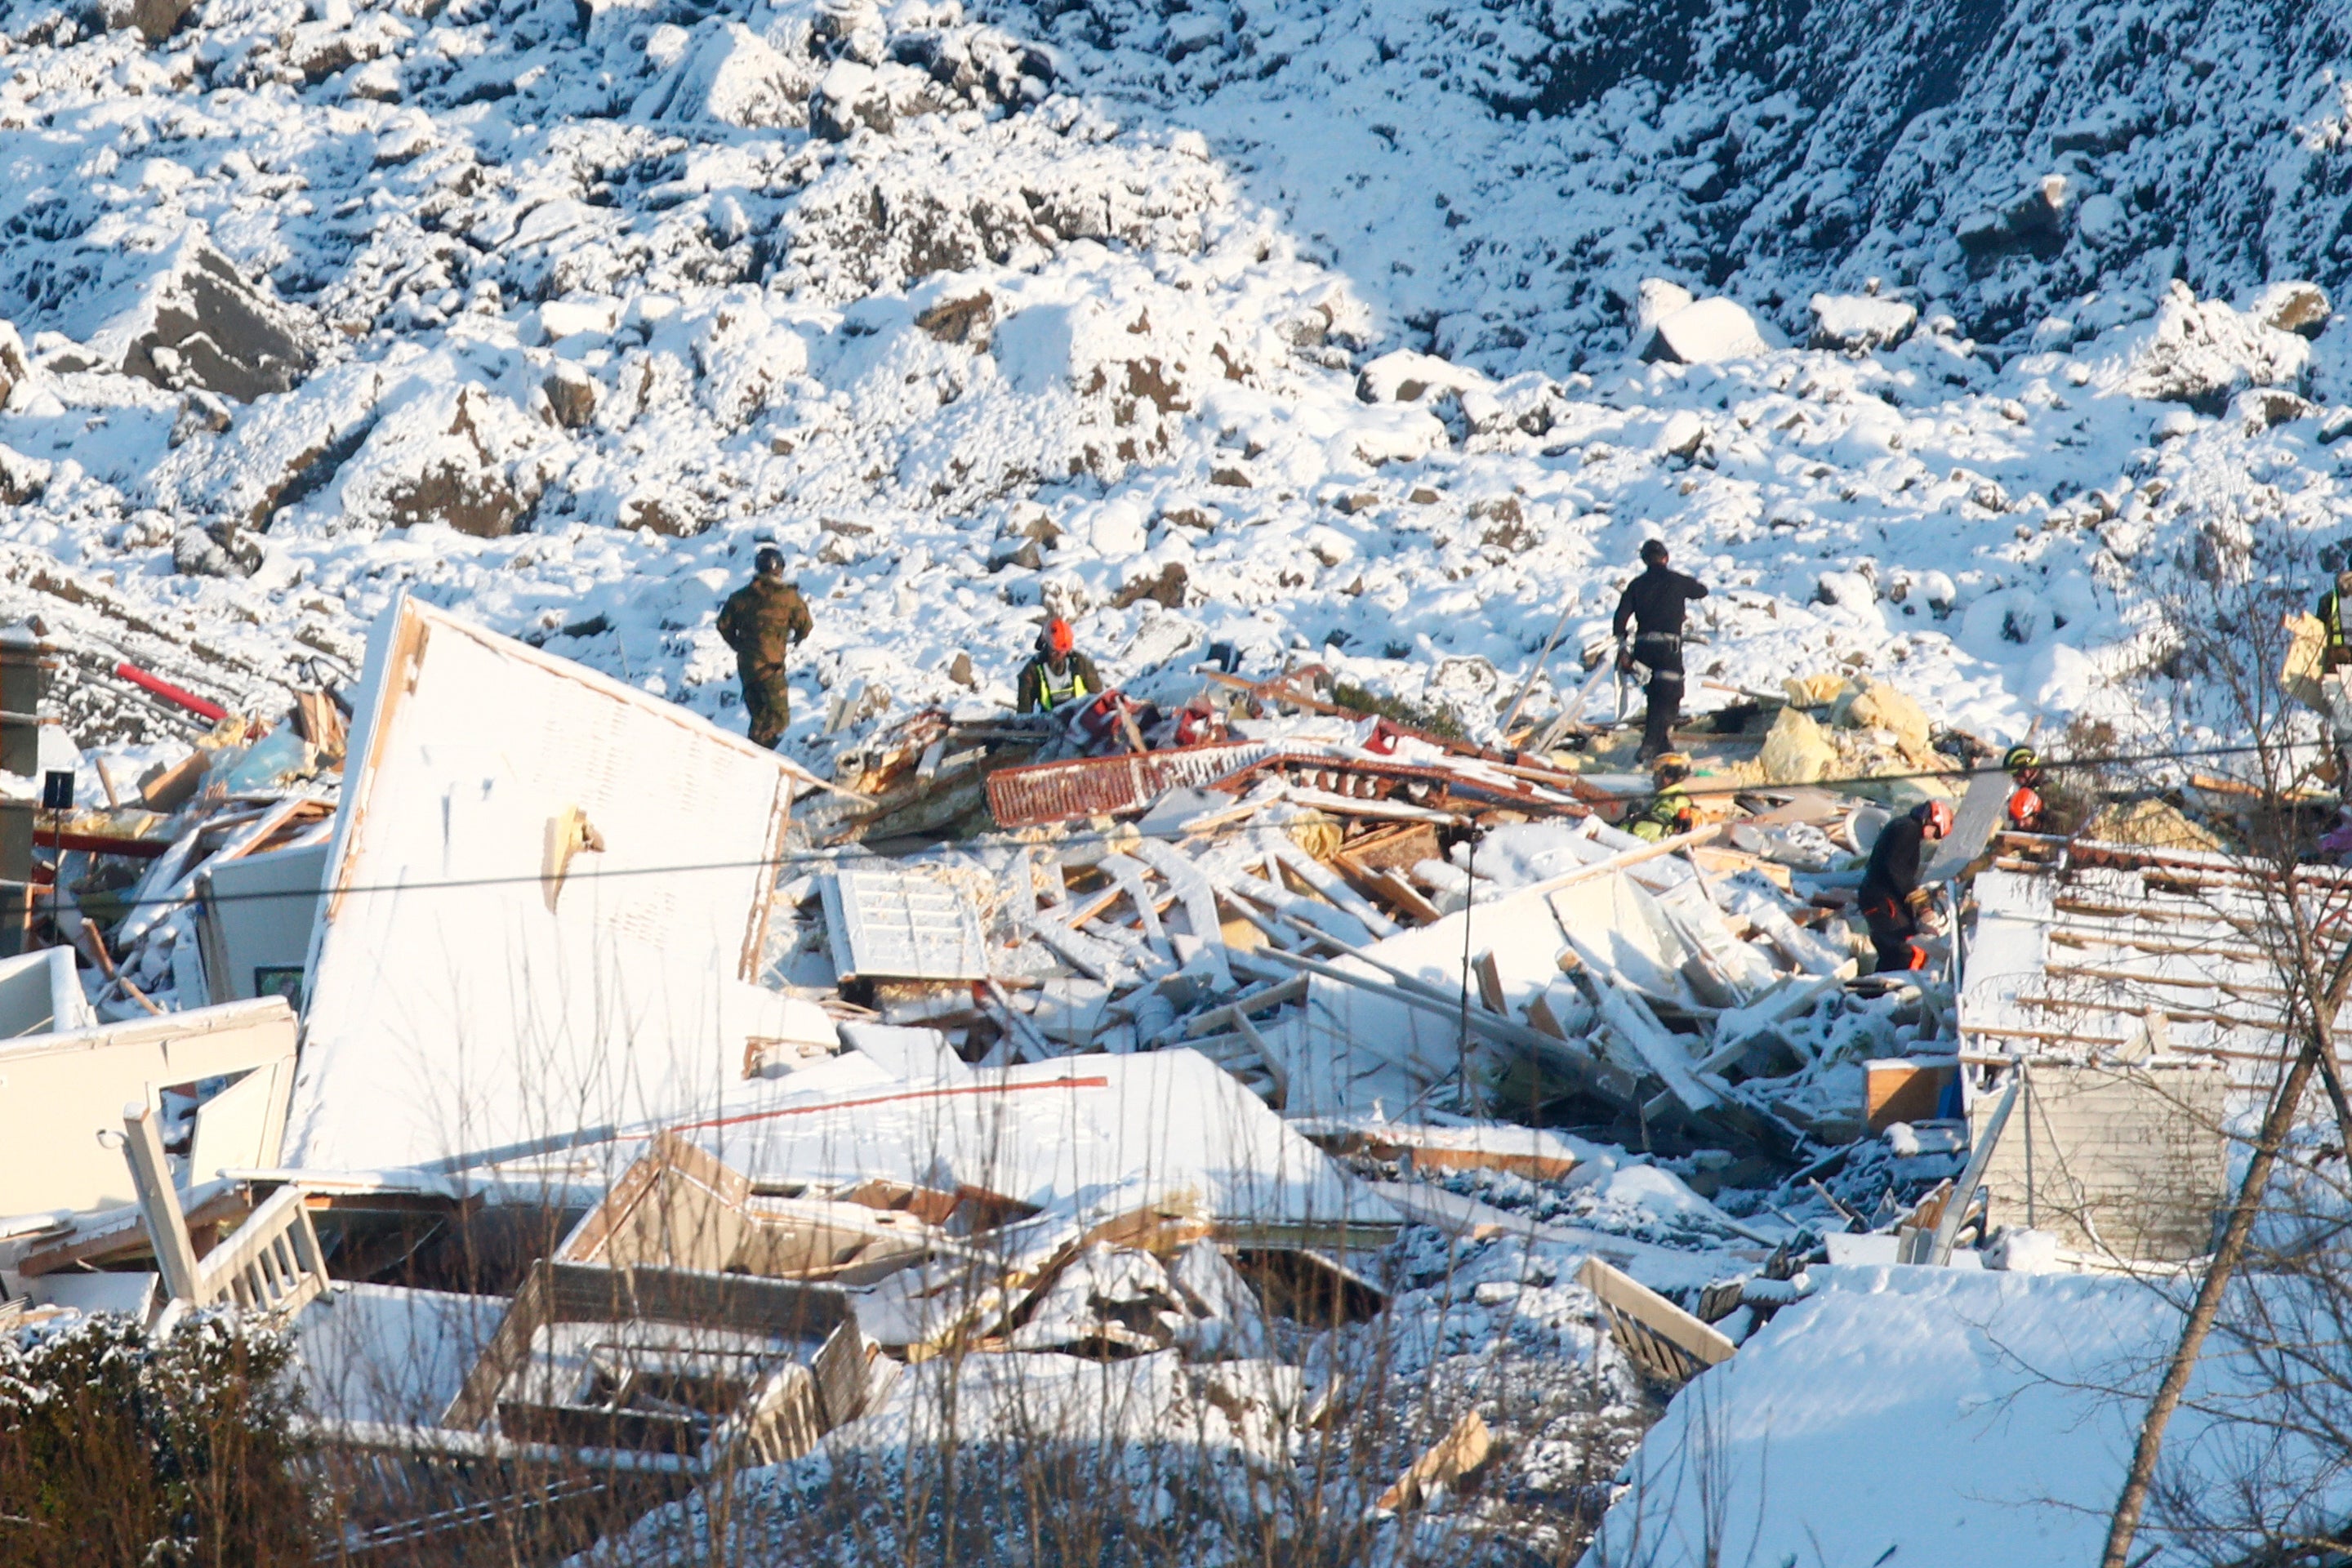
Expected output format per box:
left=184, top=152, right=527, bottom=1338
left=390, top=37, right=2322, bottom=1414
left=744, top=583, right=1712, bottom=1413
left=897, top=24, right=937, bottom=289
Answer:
left=4, top=0, right=2352, bottom=1561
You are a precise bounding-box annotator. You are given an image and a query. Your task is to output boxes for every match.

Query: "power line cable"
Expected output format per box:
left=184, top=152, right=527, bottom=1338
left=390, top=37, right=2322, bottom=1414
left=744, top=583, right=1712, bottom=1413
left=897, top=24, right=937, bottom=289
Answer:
left=47, top=733, right=2319, bottom=914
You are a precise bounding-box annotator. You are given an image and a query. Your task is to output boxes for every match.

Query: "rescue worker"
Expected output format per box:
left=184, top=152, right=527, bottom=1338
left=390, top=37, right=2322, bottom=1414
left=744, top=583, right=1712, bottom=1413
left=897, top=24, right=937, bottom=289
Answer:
left=1612, top=539, right=1708, bottom=764
left=1015, top=618, right=1103, bottom=715
left=715, top=546, right=813, bottom=749
left=2002, top=743, right=2047, bottom=832
left=2320, top=568, right=2352, bottom=672
left=1858, top=799, right=1953, bottom=973
left=1628, top=752, right=1697, bottom=842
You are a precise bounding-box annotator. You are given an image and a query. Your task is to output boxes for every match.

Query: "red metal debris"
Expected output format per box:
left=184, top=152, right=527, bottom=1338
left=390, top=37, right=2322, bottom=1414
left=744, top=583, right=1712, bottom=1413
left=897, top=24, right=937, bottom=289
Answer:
left=985, top=742, right=1276, bottom=828
left=114, top=662, right=229, bottom=723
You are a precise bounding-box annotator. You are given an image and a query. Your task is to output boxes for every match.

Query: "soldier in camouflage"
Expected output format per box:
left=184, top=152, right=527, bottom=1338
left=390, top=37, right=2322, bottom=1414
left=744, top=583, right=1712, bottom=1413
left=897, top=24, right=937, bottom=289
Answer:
left=716, top=546, right=813, bottom=749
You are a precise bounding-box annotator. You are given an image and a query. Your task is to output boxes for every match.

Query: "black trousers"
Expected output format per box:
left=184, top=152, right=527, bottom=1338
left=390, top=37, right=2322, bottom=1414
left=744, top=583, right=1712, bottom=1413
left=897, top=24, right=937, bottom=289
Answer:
left=1863, top=894, right=1924, bottom=973
left=1634, top=634, right=1683, bottom=760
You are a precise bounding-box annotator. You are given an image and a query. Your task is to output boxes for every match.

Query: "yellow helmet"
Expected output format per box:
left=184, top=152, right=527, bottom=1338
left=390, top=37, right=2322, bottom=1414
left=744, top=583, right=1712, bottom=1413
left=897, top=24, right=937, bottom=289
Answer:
left=1652, top=752, right=1693, bottom=786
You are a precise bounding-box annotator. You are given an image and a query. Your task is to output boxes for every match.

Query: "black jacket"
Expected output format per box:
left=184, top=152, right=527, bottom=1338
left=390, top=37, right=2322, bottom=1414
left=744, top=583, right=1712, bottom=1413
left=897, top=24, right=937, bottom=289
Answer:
left=1614, top=564, right=1708, bottom=640
left=1860, top=816, right=1927, bottom=909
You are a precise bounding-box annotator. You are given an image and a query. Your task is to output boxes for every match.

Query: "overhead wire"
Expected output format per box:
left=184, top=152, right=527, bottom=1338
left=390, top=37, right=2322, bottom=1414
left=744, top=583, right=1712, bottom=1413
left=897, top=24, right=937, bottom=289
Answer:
left=49, top=732, right=2321, bottom=915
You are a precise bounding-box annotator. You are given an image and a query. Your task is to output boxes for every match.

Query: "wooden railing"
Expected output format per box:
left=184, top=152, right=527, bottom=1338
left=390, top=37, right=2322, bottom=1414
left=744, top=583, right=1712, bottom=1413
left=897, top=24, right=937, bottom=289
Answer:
left=123, top=1101, right=330, bottom=1320
left=194, top=1182, right=328, bottom=1316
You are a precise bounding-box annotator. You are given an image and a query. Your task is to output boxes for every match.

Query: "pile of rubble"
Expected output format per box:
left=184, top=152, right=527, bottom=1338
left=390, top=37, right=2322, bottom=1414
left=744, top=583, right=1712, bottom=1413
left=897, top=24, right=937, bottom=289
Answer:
left=0, top=591, right=2278, bottom=1562
left=775, top=656, right=1992, bottom=1165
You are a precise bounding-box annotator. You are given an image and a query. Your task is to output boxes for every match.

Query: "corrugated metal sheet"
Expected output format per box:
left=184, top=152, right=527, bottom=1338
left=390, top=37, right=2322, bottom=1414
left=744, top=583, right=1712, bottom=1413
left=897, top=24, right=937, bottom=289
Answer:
left=984, top=742, right=1275, bottom=827
left=1976, top=1062, right=2230, bottom=1262
left=822, top=866, right=990, bottom=982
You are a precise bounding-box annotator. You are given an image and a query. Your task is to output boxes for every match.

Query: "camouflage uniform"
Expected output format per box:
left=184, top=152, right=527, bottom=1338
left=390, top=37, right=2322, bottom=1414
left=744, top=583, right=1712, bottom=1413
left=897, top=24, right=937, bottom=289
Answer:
left=716, top=573, right=813, bottom=748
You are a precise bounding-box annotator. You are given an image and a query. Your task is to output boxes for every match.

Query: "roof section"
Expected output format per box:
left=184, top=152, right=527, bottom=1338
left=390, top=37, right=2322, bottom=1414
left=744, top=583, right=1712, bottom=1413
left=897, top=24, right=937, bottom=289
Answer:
left=1591, top=1267, right=2281, bottom=1567
left=282, top=591, right=808, bottom=1173
left=1962, top=836, right=2338, bottom=1075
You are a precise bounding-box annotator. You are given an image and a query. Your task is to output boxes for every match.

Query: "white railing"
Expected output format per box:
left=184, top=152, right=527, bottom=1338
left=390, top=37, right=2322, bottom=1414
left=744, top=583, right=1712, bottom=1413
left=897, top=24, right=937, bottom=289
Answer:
left=123, top=1101, right=330, bottom=1320
left=193, top=1182, right=328, bottom=1316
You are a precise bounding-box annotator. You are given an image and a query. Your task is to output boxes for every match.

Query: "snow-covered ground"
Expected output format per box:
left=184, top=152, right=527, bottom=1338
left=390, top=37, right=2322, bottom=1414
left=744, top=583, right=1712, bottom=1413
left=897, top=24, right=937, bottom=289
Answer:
left=1, top=0, right=2348, bottom=777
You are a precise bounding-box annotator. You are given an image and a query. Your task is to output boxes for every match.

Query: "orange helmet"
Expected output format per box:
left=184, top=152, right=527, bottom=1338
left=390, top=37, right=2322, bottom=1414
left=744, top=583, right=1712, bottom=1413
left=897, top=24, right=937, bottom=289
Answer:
left=1918, top=799, right=1955, bottom=838
left=1042, top=618, right=1076, bottom=657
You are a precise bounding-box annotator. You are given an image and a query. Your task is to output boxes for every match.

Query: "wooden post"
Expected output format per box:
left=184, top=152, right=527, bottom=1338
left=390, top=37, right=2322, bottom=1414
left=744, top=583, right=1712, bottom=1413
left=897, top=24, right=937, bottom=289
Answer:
left=122, top=1101, right=203, bottom=1305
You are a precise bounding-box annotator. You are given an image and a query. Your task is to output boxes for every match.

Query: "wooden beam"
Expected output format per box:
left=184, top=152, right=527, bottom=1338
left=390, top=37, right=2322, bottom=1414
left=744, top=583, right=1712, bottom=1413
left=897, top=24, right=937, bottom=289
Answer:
left=122, top=1102, right=203, bottom=1306
left=1231, top=1009, right=1290, bottom=1109
left=1180, top=974, right=1309, bottom=1038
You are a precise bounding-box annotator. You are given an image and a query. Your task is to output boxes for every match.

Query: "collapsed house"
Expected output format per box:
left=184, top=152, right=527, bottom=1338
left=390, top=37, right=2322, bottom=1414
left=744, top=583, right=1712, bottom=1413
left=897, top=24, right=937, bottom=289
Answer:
left=1952, top=834, right=2270, bottom=1263
left=0, top=592, right=2322, bottom=1563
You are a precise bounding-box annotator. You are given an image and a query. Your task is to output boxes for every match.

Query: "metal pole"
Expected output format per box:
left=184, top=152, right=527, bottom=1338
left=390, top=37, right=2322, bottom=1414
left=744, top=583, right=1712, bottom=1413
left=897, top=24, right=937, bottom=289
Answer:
left=1928, top=1073, right=2021, bottom=1265
left=1498, top=601, right=1583, bottom=737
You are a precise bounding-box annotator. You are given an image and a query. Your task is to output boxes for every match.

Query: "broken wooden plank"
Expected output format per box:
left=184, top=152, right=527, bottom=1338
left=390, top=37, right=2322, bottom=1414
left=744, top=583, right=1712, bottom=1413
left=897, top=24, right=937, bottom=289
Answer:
left=1592, top=982, right=1719, bottom=1115
left=1474, top=951, right=1509, bottom=1015
left=1376, top=1410, right=1492, bottom=1512
left=1285, top=786, right=1462, bottom=825
left=1352, top=1123, right=1579, bottom=1183
left=1687, top=843, right=1793, bottom=893
left=1127, top=837, right=1236, bottom=989
left=1180, top=974, right=1309, bottom=1038
left=1339, top=822, right=1441, bottom=873
left=1230, top=1008, right=1290, bottom=1109
left=1359, top=866, right=1444, bottom=924
left=1255, top=929, right=1656, bottom=1113
left=1578, top=1255, right=1736, bottom=1385
left=1258, top=830, right=1401, bottom=938
left=1864, top=1057, right=1957, bottom=1132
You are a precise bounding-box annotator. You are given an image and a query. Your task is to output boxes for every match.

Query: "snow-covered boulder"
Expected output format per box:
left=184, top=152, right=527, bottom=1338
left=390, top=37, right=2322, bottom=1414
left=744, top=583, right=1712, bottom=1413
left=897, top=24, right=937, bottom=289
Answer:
left=93, top=0, right=193, bottom=43
left=693, top=301, right=808, bottom=429
left=2250, top=280, right=2331, bottom=339
left=0, top=445, right=51, bottom=506
left=1808, top=292, right=1916, bottom=352
left=1624, top=278, right=1692, bottom=351
left=78, top=234, right=319, bottom=403
left=810, top=60, right=895, bottom=140
left=532, top=297, right=621, bottom=345
left=1653, top=409, right=1708, bottom=458
left=887, top=23, right=1055, bottom=112
left=778, top=127, right=1218, bottom=301
left=2107, top=280, right=2310, bottom=412
left=145, top=359, right=384, bottom=527
left=541, top=363, right=597, bottom=430
left=912, top=285, right=997, bottom=347
left=1354, top=350, right=1487, bottom=404
left=0, top=322, right=27, bottom=410
left=990, top=296, right=1202, bottom=466
left=639, top=22, right=815, bottom=129
left=336, top=385, right=555, bottom=538
left=1642, top=296, right=1773, bottom=365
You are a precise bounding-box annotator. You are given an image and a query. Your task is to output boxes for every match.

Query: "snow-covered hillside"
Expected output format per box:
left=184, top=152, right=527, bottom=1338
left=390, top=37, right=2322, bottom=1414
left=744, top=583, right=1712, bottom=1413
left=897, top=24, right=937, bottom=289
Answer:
left=1001, top=0, right=2352, bottom=366
left=0, top=0, right=2347, bottom=764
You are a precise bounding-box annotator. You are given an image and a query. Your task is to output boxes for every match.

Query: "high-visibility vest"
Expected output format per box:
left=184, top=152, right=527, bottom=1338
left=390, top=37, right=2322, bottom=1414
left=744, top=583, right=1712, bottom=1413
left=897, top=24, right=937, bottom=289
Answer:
left=1629, top=786, right=1692, bottom=842
left=2326, top=591, right=2347, bottom=648
left=1038, top=659, right=1090, bottom=710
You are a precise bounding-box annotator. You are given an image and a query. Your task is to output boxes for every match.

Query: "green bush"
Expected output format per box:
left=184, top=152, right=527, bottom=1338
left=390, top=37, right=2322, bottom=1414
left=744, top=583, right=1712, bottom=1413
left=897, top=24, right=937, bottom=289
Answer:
left=0, top=1310, right=318, bottom=1567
